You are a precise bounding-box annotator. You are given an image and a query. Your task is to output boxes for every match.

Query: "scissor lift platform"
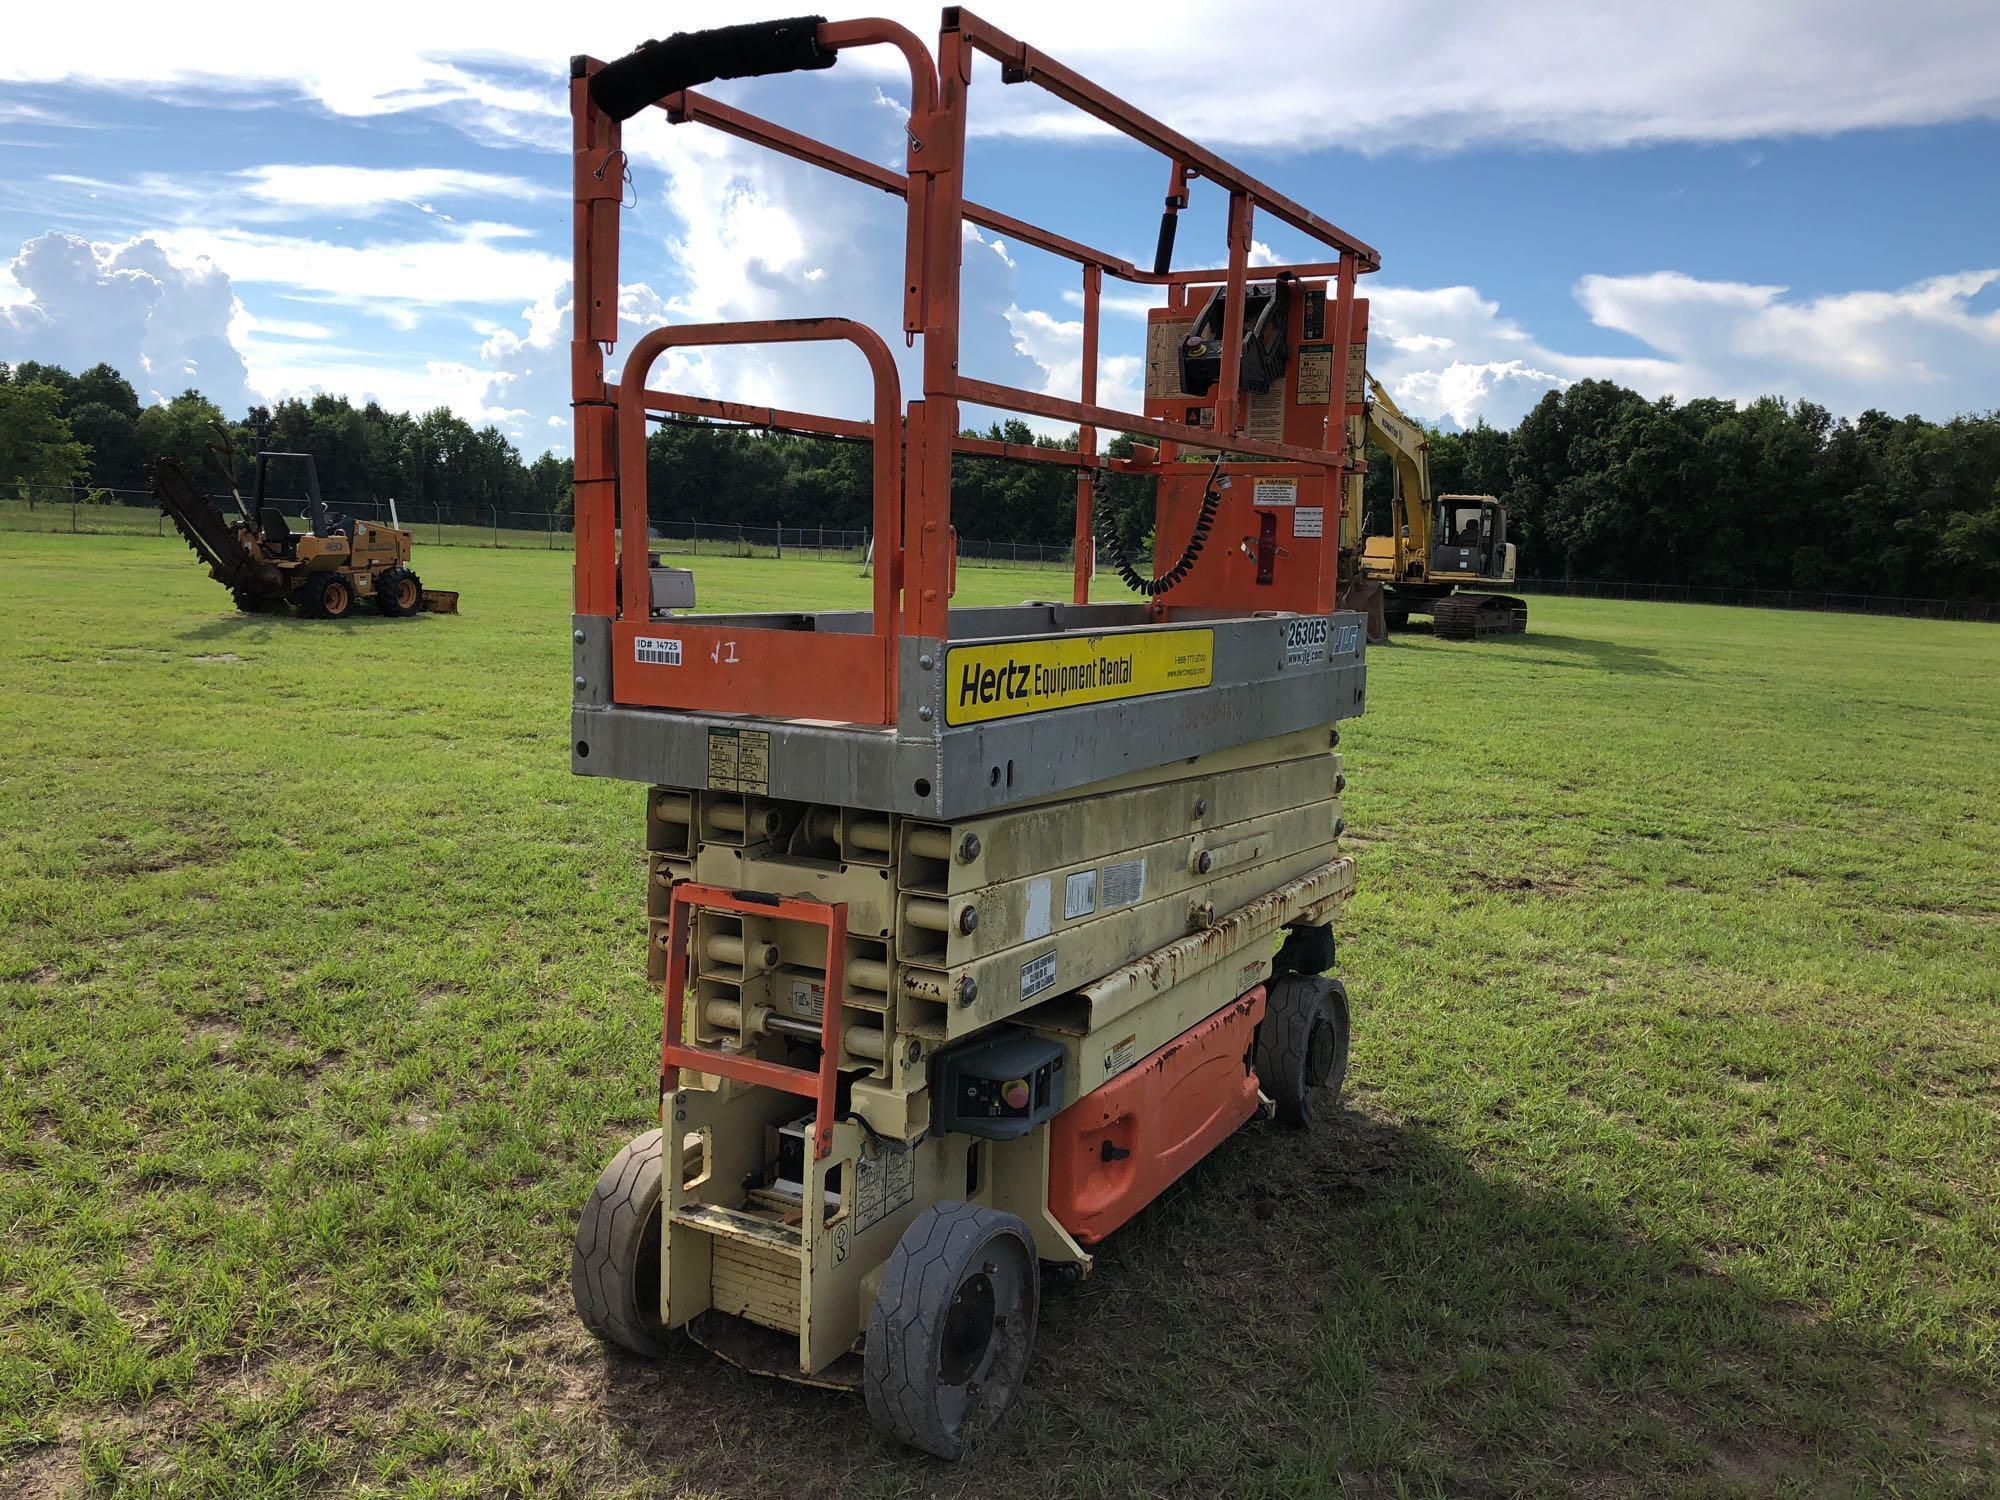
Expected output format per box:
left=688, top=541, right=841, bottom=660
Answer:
left=561, top=6, right=1381, bottom=1459
left=574, top=602, right=1367, bottom=818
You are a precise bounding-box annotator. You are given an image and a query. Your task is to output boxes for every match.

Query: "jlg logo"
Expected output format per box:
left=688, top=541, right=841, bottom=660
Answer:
left=959, top=659, right=1031, bottom=707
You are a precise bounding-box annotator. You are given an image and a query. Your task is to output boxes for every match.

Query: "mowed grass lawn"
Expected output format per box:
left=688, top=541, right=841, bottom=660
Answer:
left=2, top=531, right=1996, bottom=1498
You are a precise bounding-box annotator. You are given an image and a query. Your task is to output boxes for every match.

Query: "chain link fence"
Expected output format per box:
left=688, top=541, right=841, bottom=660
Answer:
left=11, top=487, right=1993, bottom=616
left=0, top=485, right=1075, bottom=569
left=1512, top=576, right=1997, bottom=623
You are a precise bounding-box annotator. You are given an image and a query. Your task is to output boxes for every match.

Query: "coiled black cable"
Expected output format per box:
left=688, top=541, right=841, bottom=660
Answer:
left=1097, top=456, right=1223, bottom=597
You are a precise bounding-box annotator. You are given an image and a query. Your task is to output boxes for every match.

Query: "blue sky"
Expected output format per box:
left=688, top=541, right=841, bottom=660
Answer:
left=2, top=2, right=1996, bottom=454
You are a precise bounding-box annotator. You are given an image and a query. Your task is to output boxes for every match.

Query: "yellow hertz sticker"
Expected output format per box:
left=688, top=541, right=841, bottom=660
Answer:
left=946, top=629, right=1215, bottom=725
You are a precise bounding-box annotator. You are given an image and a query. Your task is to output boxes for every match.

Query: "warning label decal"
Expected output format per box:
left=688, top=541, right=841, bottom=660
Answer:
left=853, top=1142, right=916, bottom=1233
left=1295, top=344, right=1332, bottom=405
left=945, top=630, right=1214, bottom=726
left=706, top=726, right=770, bottom=794
left=786, top=977, right=824, bottom=1022
left=1101, top=858, right=1145, bottom=909
left=1020, top=949, right=1059, bottom=1001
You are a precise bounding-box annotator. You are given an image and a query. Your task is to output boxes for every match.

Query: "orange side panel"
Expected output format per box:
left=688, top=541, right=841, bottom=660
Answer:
left=1047, top=987, right=1265, bottom=1246
left=609, top=622, right=892, bottom=725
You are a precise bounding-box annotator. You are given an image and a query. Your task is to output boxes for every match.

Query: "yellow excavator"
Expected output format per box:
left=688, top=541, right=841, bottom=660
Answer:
left=1339, top=374, right=1527, bottom=641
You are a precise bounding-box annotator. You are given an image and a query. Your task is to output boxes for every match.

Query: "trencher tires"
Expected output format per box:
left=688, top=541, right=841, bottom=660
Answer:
left=864, top=1202, right=1039, bottom=1459
left=570, top=1128, right=670, bottom=1359
left=1256, top=974, right=1351, bottom=1128
left=375, top=566, right=422, bottom=617
left=301, top=572, right=354, bottom=620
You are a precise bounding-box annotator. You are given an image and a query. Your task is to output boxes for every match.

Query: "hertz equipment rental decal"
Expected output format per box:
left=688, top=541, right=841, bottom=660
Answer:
left=946, top=630, right=1214, bottom=726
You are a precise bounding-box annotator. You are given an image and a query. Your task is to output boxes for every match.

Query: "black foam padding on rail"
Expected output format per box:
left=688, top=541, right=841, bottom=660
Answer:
left=590, top=16, right=833, bottom=122
left=1153, top=208, right=1178, bottom=277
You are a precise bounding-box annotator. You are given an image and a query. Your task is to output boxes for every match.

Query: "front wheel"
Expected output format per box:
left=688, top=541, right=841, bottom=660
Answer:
left=864, top=1202, right=1038, bottom=1459
left=1255, top=974, right=1351, bottom=1127
left=301, top=572, right=354, bottom=620
left=570, top=1129, right=669, bottom=1358
left=375, top=566, right=421, bottom=617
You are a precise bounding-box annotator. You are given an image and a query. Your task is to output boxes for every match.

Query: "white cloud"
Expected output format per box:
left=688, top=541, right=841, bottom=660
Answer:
left=3, top=2, right=1996, bottom=156
left=1000, top=304, right=1143, bottom=418
left=148, top=223, right=566, bottom=312
left=956, top=1, right=2000, bottom=152
left=1573, top=268, right=2000, bottom=411
left=0, top=232, right=253, bottom=411
left=235, top=164, right=555, bottom=212
left=1359, top=267, right=2000, bottom=429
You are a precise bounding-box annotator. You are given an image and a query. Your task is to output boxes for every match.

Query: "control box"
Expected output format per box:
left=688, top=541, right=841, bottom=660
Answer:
left=930, top=1029, right=1068, bottom=1141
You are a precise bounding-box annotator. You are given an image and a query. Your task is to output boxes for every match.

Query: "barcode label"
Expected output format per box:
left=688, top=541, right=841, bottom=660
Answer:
left=634, top=636, right=682, bottom=666
left=1064, top=869, right=1097, bottom=920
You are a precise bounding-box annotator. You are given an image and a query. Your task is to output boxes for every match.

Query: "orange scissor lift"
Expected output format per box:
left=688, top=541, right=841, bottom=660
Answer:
left=564, top=10, right=1377, bottom=1456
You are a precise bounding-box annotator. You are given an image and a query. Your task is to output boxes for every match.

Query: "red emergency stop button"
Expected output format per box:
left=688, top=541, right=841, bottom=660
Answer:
left=1002, top=1078, right=1031, bottom=1110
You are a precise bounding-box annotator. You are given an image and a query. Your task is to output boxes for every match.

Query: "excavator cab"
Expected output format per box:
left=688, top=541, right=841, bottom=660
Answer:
left=1429, top=496, right=1510, bottom=581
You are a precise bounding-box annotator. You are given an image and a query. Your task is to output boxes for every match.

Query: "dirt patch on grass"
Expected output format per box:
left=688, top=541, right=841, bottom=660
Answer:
left=1463, top=868, right=1584, bottom=896
left=1, top=1444, right=80, bottom=1499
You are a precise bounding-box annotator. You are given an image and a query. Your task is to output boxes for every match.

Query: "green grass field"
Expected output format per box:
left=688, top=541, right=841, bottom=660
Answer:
left=3, top=531, right=1996, bottom=1498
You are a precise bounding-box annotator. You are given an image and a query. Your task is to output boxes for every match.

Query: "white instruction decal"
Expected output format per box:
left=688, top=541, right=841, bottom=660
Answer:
left=1023, top=877, right=1053, bottom=941
left=1252, top=478, right=1297, bottom=507
left=787, top=977, right=824, bottom=1022
left=1293, top=506, right=1324, bottom=539
left=1101, top=858, right=1145, bottom=909
left=1020, top=949, right=1059, bottom=1001
left=1064, top=869, right=1098, bottom=921
left=853, top=1142, right=916, bottom=1234
left=634, top=636, right=683, bottom=666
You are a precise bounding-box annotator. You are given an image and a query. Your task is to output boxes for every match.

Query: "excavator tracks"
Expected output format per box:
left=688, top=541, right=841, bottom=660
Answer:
left=1430, top=592, right=1528, bottom=641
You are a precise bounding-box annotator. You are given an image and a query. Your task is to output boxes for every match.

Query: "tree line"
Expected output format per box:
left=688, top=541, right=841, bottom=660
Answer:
left=4, top=359, right=1996, bottom=598
left=0, top=361, right=569, bottom=523
left=1421, top=383, right=2000, bottom=601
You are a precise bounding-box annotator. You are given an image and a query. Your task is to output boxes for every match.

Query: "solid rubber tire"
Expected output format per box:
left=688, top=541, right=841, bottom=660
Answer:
left=1255, top=974, right=1351, bottom=1127
left=570, top=1128, right=670, bottom=1358
left=863, top=1201, right=1038, bottom=1459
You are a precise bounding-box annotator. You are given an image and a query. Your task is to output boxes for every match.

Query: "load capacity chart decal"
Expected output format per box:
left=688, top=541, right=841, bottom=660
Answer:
left=945, top=629, right=1214, bottom=726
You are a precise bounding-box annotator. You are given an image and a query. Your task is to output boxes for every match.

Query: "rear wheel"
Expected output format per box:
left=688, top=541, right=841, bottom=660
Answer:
left=1255, top=974, right=1351, bottom=1127
left=375, top=566, right=421, bottom=617
left=570, top=1129, right=669, bottom=1358
left=302, top=572, right=354, bottom=620
left=864, top=1202, right=1038, bottom=1459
